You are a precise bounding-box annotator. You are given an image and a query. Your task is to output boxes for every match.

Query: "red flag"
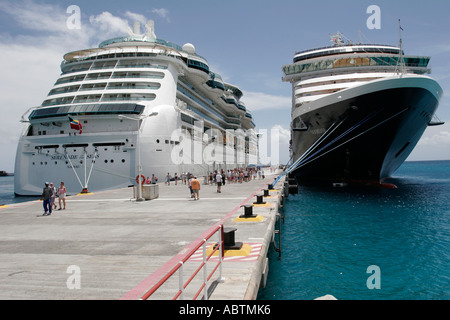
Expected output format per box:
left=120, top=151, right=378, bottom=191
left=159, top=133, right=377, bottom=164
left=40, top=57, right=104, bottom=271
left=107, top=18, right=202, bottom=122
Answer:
left=69, top=117, right=82, bottom=134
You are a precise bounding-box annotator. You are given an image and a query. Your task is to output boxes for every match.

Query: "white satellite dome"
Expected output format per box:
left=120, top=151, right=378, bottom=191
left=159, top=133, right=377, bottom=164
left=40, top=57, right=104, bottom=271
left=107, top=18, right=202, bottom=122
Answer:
left=182, top=43, right=196, bottom=54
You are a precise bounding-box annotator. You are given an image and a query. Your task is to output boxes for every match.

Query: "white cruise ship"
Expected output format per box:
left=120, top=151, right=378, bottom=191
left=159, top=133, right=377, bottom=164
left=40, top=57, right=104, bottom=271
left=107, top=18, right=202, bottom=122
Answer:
left=282, top=33, right=443, bottom=186
left=14, top=21, right=257, bottom=196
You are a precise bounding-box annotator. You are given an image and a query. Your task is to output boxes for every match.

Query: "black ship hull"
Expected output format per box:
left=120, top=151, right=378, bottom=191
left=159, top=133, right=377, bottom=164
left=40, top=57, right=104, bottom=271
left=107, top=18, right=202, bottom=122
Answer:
left=290, top=77, right=442, bottom=185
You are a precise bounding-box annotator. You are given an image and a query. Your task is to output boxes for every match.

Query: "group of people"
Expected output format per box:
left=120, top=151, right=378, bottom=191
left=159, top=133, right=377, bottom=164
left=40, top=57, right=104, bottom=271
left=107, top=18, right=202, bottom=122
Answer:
left=144, top=174, right=159, bottom=185
left=207, top=167, right=265, bottom=185
left=41, top=181, right=67, bottom=216
left=139, top=167, right=266, bottom=201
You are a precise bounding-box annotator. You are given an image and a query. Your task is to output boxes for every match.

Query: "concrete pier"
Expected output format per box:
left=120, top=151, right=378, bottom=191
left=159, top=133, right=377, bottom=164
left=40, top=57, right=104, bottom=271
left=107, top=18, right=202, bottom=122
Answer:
left=0, top=171, right=286, bottom=300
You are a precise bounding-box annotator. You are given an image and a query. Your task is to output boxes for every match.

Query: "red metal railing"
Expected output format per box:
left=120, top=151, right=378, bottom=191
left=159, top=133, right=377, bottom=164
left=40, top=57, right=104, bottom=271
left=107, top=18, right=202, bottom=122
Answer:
left=121, top=179, right=272, bottom=301
left=140, top=224, right=224, bottom=300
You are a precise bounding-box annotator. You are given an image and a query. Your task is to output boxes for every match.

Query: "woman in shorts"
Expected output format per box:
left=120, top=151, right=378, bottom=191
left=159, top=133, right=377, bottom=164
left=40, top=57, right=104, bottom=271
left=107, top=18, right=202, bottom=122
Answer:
left=58, top=182, right=67, bottom=210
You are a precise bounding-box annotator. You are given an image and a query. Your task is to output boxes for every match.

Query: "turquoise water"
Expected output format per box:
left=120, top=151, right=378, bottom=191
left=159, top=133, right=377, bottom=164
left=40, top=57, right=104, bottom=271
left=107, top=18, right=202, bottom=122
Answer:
left=258, top=161, right=450, bottom=300
left=0, top=176, right=38, bottom=205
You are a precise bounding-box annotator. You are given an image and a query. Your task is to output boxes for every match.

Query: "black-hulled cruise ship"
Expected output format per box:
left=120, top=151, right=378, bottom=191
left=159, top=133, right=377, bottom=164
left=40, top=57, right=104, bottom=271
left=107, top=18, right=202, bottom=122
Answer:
left=282, top=33, right=443, bottom=186
left=14, top=21, right=257, bottom=195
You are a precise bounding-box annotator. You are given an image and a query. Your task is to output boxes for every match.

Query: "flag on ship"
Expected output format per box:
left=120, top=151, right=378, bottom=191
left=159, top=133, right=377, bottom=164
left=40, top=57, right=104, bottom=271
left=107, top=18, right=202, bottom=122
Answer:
left=69, top=117, right=82, bottom=134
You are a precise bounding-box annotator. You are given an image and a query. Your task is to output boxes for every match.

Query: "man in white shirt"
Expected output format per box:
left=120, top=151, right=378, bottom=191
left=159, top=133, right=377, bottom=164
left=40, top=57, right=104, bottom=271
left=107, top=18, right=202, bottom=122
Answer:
left=216, top=171, right=222, bottom=193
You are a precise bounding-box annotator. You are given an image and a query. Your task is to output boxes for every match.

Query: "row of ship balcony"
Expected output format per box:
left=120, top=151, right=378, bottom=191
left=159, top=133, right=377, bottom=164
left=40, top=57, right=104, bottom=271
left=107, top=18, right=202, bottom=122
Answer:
left=55, top=71, right=165, bottom=85
left=59, top=56, right=241, bottom=99
left=61, top=54, right=210, bottom=78
left=48, top=82, right=161, bottom=96
left=42, top=94, right=156, bottom=106
left=283, top=55, right=431, bottom=78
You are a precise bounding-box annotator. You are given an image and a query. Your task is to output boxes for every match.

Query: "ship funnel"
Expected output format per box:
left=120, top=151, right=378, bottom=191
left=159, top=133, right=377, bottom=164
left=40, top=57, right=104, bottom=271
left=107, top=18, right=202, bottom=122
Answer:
left=133, top=21, right=141, bottom=35
left=146, top=20, right=156, bottom=40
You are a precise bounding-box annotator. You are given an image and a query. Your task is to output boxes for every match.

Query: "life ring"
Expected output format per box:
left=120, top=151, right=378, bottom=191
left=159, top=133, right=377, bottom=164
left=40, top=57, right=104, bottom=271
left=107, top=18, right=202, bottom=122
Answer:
left=136, top=174, right=145, bottom=185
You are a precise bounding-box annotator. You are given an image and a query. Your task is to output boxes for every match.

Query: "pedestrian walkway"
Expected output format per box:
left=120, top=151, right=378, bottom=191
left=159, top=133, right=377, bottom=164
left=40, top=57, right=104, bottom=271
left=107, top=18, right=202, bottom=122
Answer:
left=0, top=170, right=284, bottom=299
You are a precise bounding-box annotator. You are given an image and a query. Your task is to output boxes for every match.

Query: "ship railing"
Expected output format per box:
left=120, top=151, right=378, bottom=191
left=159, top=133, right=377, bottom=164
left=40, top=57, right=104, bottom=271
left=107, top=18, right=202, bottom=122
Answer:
left=138, top=224, right=225, bottom=300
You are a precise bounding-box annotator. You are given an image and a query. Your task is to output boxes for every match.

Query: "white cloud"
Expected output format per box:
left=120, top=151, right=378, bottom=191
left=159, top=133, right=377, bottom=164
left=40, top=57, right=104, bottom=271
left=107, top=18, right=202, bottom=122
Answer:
left=125, top=11, right=147, bottom=26
left=0, top=0, right=67, bottom=33
left=409, top=122, right=450, bottom=161
left=417, top=121, right=450, bottom=146
left=152, top=8, right=170, bottom=22
left=242, top=91, right=291, bottom=111
left=89, top=11, right=131, bottom=37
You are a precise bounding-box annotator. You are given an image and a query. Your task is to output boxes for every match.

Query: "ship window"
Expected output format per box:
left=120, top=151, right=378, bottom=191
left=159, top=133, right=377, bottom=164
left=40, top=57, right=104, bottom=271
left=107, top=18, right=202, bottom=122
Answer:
left=29, top=103, right=146, bottom=119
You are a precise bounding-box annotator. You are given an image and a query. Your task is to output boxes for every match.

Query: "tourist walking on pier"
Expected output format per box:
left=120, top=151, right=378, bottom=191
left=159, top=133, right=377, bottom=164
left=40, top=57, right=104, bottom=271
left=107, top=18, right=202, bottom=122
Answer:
left=42, top=182, right=53, bottom=216
left=58, top=182, right=67, bottom=210
left=49, top=182, right=57, bottom=210
left=191, top=176, right=200, bottom=200
left=188, top=174, right=194, bottom=198
left=216, top=171, right=222, bottom=193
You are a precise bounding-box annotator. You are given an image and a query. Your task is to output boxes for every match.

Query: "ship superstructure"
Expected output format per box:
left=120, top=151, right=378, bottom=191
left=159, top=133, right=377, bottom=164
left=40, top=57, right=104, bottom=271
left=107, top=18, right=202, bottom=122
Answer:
left=14, top=21, right=257, bottom=195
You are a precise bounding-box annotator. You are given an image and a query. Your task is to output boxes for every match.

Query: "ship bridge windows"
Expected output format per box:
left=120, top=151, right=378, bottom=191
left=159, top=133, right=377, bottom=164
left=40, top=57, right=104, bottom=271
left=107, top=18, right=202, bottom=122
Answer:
left=187, top=59, right=210, bottom=74
left=206, top=79, right=225, bottom=91
left=29, top=103, right=145, bottom=120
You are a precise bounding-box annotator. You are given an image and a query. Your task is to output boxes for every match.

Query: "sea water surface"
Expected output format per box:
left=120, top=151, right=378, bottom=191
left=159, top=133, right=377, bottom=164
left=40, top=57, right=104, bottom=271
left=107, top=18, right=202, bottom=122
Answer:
left=0, top=176, right=38, bottom=205
left=258, top=161, right=450, bottom=300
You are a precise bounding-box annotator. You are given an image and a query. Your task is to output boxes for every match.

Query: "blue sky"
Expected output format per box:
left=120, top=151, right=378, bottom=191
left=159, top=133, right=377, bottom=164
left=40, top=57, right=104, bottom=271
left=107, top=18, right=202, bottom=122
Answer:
left=0, top=0, right=449, bottom=171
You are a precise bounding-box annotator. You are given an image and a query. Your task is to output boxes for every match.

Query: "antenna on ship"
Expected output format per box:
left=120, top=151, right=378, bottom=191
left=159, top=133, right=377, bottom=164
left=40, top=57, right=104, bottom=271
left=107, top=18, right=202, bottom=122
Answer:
left=330, top=32, right=345, bottom=46
left=395, top=19, right=406, bottom=76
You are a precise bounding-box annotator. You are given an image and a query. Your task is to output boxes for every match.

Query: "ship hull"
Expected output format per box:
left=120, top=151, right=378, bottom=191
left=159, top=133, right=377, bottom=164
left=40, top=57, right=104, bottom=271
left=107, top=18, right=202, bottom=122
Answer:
left=290, top=76, right=442, bottom=185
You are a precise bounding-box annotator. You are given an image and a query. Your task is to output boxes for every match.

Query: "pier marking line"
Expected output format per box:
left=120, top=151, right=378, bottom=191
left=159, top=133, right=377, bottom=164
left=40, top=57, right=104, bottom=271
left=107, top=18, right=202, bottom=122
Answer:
left=188, top=243, right=263, bottom=262
left=120, top=179, right=271, bottom=300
